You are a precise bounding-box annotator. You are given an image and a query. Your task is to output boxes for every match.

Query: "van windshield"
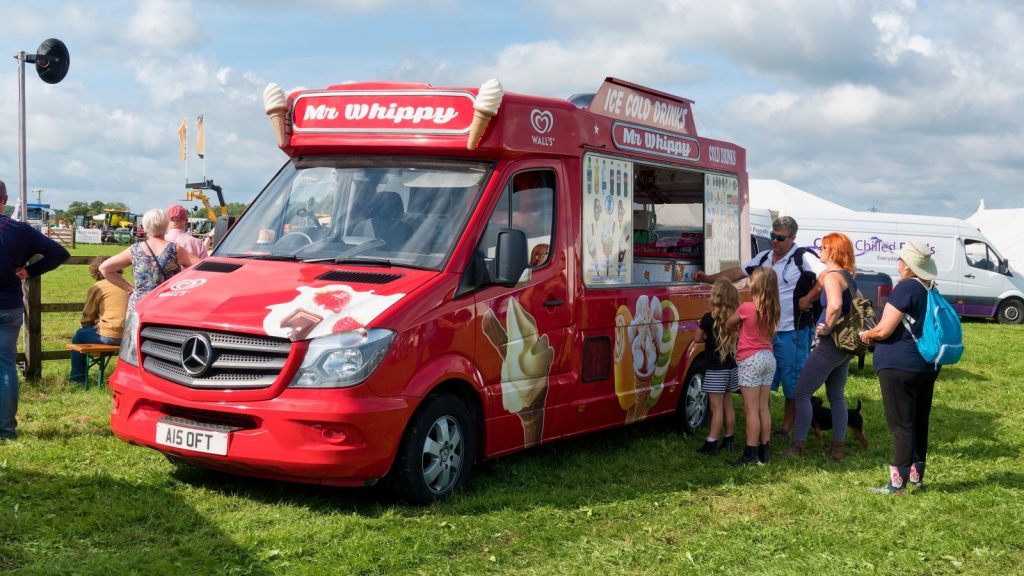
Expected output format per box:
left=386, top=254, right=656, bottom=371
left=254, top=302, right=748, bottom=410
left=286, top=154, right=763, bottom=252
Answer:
left=215, top=157, right=490, bottom=270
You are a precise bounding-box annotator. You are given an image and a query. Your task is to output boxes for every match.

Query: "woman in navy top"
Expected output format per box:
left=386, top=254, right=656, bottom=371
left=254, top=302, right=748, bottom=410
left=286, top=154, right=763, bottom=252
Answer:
left=859, top=241, right=941, bottom=494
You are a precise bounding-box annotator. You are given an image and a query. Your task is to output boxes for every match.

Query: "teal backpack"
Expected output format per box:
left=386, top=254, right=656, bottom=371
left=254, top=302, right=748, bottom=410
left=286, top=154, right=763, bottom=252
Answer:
left=901, top=280, right=964, bottom=368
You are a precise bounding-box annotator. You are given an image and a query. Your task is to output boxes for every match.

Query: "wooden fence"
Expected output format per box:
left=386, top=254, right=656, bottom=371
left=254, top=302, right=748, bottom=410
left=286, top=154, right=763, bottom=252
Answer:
left=16, top=255, right=91, bottom=378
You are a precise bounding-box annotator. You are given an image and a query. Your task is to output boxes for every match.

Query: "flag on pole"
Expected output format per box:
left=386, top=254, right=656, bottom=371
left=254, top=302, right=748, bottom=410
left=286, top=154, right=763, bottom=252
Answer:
left=196, top=114, right=205, bottom=159
left=177, top=118, right=187, bottom=161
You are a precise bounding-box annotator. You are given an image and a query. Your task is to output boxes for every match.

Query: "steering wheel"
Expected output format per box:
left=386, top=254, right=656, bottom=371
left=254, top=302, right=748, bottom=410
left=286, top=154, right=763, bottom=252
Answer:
left=276, top=231, right=313, bottom=247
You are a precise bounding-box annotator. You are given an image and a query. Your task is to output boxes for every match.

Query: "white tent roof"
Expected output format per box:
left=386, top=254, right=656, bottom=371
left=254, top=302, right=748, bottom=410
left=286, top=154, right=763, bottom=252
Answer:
left=749, top=179, right=854, bottom=216
left=967, top=199, right=1024, bottom=273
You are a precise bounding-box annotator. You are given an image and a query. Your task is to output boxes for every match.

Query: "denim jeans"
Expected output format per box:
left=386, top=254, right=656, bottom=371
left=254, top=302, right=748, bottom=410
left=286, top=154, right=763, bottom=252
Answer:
left=771, top=326, right=812, bottom=399
left=0, top=307, right=25, bottom=439
left=69, top=324, right=121, bottom=382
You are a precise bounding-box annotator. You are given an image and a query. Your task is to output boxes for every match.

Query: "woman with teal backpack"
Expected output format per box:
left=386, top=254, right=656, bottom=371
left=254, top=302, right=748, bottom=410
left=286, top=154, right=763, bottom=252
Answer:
left=858, top=241, right=943, bottom=494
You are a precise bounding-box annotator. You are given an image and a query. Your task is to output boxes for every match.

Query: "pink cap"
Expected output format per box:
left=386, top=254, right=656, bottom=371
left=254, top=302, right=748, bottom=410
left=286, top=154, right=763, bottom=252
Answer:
left=167, top=204, right=188, bottom=221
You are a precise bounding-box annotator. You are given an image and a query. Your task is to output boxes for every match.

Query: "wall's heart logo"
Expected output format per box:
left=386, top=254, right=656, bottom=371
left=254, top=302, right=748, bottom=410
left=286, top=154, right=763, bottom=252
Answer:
left=168, top=278, right=207, bottom=292
left=530, top=109, right=553, bottom=134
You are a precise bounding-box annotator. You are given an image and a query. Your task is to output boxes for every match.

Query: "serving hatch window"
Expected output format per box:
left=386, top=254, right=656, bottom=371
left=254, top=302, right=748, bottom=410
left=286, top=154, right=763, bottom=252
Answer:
left=582, top=153, right=741, bottom=286
left=214, top=157, right=490, bottom=270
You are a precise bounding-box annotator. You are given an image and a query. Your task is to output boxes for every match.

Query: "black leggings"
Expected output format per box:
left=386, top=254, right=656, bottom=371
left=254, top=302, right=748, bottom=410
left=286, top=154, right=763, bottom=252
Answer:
left=878, top=368, right=938, bottom=467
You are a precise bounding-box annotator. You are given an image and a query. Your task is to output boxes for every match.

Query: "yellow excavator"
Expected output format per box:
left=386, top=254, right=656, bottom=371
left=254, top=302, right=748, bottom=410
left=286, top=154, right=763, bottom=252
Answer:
left=183, top=180, right=228, bottom=222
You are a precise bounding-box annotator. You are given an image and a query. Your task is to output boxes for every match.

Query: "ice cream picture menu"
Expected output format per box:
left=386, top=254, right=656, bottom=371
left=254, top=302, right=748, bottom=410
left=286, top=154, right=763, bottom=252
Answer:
left=703, top=174, right=740, bottom=275
left=583, top=156, right=633, bottom=285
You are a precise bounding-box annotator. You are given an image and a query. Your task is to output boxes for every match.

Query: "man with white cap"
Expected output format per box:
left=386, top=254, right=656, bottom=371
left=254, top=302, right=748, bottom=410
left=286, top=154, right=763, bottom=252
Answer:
left=165, top=204, right=208, bottom=259
left=858, top=240, right=942, bottom=495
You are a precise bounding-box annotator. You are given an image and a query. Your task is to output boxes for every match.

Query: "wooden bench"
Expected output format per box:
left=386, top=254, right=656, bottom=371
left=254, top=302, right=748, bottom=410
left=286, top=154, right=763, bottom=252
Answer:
left=66, top=343, right=121, bottom=390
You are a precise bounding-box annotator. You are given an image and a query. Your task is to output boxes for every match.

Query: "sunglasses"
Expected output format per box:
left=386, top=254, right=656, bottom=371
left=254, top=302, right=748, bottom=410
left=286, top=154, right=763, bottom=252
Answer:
left=770, top=233, right=790, bottom=242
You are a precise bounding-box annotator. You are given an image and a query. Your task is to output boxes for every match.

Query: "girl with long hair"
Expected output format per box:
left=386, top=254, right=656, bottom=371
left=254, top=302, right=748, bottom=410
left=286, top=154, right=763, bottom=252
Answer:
left=783, top=232, right=858, bottom=460
left=694, top=278, right=740, bottom=454
left=726, top=267, right=781, bottom=465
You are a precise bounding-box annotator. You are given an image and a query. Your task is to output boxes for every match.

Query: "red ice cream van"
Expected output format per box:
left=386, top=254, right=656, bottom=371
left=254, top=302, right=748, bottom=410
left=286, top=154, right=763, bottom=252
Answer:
left=108, top=77, right=750, bottom=503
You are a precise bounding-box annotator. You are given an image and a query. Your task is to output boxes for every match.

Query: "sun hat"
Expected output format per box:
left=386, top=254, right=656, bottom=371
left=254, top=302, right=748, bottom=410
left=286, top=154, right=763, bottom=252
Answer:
left=897, top=240, right=937, bottom=281
left=166, top=204, right=188, bottom=222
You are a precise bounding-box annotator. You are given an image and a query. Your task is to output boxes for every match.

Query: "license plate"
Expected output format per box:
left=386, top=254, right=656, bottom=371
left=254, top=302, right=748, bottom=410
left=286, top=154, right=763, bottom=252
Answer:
left=156, top=421, right=229, bottom=456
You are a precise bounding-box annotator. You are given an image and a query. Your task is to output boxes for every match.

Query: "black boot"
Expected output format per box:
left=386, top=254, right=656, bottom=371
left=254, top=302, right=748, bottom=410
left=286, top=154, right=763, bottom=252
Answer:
left=910, top=461, right=926, bottom=490
left=720, top=435, right=735, bottom=452
left=758, top=442, right=770, bottom=464
left=869, top=465, right=910, bottom=495
left=696, top=439, right=720, bottom=455
left=730, top=445, right=759, bottom=467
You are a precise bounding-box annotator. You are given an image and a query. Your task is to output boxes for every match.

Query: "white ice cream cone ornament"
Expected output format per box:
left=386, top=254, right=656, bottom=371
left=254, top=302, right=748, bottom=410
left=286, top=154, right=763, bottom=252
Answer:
left=263, top=82, right=288, bottom=148
left=467, top=78, right=503, bottom=150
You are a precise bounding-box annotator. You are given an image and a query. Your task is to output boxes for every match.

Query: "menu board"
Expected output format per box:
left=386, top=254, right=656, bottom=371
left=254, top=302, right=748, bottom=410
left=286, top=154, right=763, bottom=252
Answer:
left=583, top=155, right=633, bottom=285
left=703, top=174, right=740, bottom=274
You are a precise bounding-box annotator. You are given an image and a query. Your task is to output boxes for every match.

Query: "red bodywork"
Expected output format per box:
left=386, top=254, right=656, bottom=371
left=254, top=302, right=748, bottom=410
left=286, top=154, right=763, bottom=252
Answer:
left=109, top=77, right=749, bottom=487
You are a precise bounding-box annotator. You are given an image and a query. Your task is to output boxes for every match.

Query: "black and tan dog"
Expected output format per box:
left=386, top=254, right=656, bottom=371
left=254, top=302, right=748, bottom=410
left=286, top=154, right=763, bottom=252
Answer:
left=810, top=396, right=869, bottom=450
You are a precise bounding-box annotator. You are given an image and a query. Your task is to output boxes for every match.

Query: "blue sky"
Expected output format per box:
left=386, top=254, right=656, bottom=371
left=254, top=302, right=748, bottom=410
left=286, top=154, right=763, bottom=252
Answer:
left=2, top=0, right=1022, bottom=220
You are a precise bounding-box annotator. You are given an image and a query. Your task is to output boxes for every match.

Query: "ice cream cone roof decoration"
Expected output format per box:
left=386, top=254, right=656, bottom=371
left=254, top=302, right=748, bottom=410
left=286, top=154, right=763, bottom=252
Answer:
left=467, top=78, right=503, bottom=150
left=263, top=82, right=289, bottom=148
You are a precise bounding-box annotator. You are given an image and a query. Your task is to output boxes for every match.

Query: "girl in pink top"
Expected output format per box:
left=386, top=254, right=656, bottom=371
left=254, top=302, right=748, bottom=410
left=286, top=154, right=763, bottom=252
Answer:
left=726, top=267, right=781, bottom=466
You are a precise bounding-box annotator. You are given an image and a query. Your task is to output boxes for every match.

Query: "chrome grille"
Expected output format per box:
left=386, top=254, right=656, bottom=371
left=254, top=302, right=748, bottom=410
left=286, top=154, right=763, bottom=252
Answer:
left=140, top=325, right=292, bottom=390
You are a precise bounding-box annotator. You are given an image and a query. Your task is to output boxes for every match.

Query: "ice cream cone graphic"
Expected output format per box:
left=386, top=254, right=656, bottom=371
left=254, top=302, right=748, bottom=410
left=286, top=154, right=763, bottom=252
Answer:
left=481, top=298, right=554, bottom=447
left=620, top=295, right=664, bottom=423
left=647, top=299, right=680, bottom=410
left=263, top=82, right=288, bottom=147
left=518, top=385, right=549, bottom=446
left=614, top=305, right=637, bottom=410
left=467, top=78, right=503, bottom=150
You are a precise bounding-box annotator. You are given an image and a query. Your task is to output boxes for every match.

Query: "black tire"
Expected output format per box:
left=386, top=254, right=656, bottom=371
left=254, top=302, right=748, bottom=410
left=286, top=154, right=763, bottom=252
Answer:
left=676, top=359, right=708, bottom=434
left=997, top=299, right=1024, bottom=324
left=392, top=394, right=476, bottom=504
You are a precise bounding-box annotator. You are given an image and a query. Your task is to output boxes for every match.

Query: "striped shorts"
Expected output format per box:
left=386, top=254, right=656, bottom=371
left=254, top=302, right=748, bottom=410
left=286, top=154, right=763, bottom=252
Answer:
left=738, top=349, right=777, bottom=388
left=703, top=367, right=739, bottom=394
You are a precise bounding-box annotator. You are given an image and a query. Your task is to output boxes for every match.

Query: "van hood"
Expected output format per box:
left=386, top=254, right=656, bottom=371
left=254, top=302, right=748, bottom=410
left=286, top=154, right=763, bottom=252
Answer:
left=137, top=258, right=433, bottom=340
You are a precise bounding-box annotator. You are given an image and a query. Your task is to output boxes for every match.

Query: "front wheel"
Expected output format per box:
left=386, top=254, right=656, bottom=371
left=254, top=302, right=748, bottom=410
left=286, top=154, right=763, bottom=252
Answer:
left=997, top=299, right=1024, bottom=324
left=392, top=394, right=476, bottom=504
left=676, top=359, right=708, bottom=434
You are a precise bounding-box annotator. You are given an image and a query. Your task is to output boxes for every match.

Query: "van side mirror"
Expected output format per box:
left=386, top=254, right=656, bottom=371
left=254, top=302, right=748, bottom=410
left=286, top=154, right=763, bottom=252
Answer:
left=494, top=229, right=528, bottom=285
left=212, top=216, right=236, bottom=250
left=999, top=258, right=1009, bottom=276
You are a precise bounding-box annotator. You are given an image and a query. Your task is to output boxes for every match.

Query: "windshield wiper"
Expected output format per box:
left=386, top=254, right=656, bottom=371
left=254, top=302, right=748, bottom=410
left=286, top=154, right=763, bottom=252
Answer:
left=305, top=257, right=393, bottom=266
left=228, top=253, right=302, bottom=261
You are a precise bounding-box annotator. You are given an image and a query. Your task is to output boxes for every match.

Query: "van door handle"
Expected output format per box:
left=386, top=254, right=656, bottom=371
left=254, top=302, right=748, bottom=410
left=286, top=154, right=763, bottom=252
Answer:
left=543, top=298, right=564, bottom=307
left=964, top=273, right=975, bottom=279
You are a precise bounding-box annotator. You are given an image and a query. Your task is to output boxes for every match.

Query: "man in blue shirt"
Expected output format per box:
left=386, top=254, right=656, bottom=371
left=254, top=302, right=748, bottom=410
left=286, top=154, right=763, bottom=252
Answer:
left=0, top=180, right=70, bottom=440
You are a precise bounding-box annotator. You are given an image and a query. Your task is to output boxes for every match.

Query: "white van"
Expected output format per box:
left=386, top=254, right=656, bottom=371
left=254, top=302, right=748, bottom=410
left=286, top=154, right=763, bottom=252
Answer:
left=747, top=206, right=893, bottom=313
left=791, top=211, right=1024, bottom=324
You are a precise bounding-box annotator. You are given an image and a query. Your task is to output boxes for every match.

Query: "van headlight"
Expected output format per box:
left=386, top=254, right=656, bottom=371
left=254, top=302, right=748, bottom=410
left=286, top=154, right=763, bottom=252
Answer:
left=118, top=309, right=139, bottom=366
left=289, top=328, right=395, bottom=389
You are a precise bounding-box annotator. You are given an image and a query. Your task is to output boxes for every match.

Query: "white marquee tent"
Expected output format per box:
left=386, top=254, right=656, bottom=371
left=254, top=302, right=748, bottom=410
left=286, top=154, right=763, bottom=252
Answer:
left=749, top=179, right=854, bottom=216
left=967, top=199, right=1024, bottom=273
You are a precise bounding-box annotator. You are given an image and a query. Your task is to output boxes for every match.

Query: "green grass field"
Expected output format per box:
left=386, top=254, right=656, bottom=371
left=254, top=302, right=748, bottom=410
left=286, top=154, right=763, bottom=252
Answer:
left=3, top=245, right=1023, bottom=575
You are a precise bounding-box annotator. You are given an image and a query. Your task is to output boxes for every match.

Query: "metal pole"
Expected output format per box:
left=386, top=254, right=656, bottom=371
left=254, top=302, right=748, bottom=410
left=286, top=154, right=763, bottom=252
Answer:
left=16, top=50, right=28, bottom=222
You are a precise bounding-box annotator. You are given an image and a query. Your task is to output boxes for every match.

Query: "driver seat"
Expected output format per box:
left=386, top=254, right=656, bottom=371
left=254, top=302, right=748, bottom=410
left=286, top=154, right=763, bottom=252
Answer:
left=353, top=192, right=411, bottom=248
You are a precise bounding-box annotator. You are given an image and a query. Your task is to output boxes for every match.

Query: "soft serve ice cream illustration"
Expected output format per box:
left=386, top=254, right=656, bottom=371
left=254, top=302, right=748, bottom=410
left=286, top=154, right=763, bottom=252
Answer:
left=614, top=295, right=680, bottom=423
left=482, top=297, right=555, bottom=446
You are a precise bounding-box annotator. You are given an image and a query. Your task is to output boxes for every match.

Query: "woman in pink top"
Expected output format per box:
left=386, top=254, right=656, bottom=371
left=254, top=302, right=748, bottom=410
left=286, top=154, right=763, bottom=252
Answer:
left=726, top=267, right=781, bottom=466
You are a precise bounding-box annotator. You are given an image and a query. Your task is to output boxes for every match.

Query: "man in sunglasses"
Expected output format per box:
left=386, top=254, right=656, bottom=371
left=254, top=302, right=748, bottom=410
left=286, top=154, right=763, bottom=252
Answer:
left=694, top=216, right=823, bottom=437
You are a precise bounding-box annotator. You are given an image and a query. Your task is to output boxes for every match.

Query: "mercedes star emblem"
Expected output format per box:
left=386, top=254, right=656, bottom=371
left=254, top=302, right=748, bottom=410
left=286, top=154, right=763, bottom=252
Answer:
left=180, top=334, right=215, bottom=377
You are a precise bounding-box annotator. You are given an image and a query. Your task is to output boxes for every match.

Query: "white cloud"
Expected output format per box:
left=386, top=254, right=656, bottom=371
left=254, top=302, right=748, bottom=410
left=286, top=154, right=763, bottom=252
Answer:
left=126, top=0, right=200, bottom=52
